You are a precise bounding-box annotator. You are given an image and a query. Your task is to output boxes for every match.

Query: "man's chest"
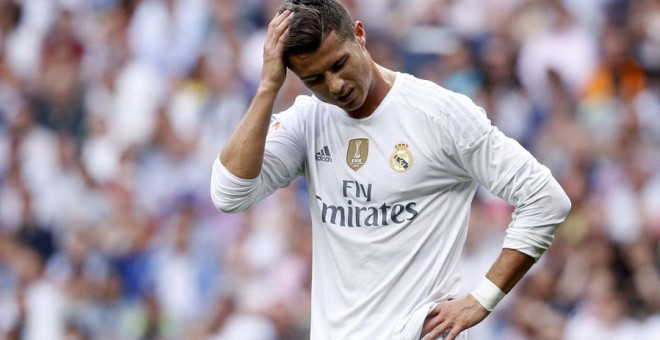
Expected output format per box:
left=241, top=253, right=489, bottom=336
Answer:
left=305, top=117, right=459, bottom=205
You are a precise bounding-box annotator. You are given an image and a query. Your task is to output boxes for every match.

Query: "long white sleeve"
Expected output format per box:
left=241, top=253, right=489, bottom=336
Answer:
left=498, top=158, right=571, bottom=260
left=210, top=142, right=304, bottom=213
left=210, top=158, right=260, bottom=213
left=446, top=93, right=571, bottom=261
left=210, top=98, right=309, bottom=213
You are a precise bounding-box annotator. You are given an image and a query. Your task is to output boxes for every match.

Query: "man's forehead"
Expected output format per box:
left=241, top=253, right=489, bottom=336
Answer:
left=288, top=32, right=350, bottom=75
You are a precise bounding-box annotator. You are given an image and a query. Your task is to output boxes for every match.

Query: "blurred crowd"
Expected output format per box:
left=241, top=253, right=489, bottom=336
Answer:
left=0, top=0, right=659, bottom=339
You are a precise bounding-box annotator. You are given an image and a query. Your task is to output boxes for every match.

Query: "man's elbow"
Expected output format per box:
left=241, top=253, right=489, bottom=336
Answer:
left=210, top=161, right=257, bottom=214
left=212, top=197, right=250, bottom=214
left=210, top=188, right=251, bottom=214
left=548, top=180, right=572, bottom=223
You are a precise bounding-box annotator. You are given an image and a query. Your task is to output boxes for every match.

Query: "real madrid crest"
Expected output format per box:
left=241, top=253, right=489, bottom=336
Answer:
left=390, top=143, right=413, bottom=172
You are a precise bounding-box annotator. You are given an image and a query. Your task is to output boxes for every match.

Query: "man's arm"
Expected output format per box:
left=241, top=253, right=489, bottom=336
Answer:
left=421, top=175, right=568, bottom=340
left=484, top=248, right=535, bottom=293
left=422, top=92, right=571, bottom=339
left=211, top=11, right=301, bottom=213
left=220, top=10, right=292, bottom=179
left=422, top=172, right=569, bottom=340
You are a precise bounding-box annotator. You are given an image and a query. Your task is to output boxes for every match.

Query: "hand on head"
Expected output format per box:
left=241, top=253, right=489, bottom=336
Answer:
left=261, top=10, right=293, bottom=91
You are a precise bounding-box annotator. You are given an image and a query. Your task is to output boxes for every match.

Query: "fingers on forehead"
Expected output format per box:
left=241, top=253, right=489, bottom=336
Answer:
left=271, top=9, right=293, bottom=26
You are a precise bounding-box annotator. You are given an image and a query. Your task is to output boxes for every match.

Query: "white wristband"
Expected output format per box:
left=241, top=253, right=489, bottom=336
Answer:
left=469, top=278, right=506, bottom=312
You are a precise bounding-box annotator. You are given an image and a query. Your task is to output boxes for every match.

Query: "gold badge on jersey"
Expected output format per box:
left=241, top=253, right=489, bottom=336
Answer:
left=390, top=143, right=413, bottom=172
left=346, top=138, right=369, bottom=171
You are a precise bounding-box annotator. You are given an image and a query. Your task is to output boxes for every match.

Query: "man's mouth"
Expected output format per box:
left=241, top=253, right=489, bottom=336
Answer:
left=338, top=88, right=354, bottom=103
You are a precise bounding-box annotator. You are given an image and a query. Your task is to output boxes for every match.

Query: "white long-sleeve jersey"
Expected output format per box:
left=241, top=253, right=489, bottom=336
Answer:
left=211, top=73, right=571, bottom=340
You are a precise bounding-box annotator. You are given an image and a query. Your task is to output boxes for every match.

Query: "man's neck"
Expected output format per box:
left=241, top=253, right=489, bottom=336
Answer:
left=347, top=64, right=396, bottom=119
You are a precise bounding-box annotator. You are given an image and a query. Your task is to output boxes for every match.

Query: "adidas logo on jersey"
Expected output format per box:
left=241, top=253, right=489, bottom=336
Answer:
left=315, top=146, right=333, bottom=162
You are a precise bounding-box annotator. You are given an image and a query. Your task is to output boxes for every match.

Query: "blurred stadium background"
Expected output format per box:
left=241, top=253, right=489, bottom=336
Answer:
left=0, top=0, right=659, bottom=339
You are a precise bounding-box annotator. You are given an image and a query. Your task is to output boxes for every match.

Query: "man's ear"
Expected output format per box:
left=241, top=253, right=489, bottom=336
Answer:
left=354, top=21, right=366, bottom=46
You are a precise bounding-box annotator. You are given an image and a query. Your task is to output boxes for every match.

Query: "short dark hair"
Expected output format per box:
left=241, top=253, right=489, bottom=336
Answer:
left=278, top=0, right=355, bottom=58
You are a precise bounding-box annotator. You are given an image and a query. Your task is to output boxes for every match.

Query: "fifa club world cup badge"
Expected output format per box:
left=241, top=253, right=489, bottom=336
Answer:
left=346, top=138, right=369, bottom=171
left=390, top=143, right=413, bottom=172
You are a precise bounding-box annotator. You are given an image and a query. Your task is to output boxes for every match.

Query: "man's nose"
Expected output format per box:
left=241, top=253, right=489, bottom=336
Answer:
left=327, top=74, right=345, bottom=95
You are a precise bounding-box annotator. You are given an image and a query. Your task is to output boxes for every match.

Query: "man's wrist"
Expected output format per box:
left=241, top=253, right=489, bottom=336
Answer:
left=258, top=80, right=283, bottom=94
left=469, top=278, right=506, bottom=312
